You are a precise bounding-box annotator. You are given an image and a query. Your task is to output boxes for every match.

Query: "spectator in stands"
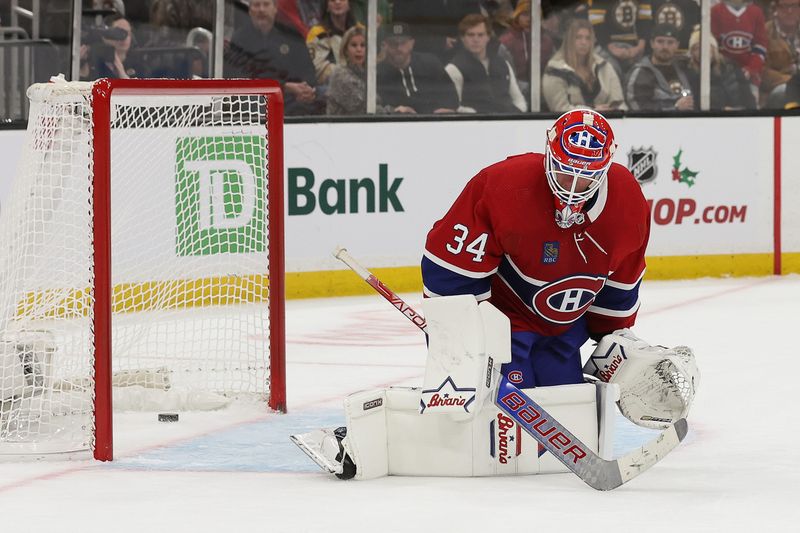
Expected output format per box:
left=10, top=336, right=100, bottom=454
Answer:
left=327, top=25, right=389, bottom=114
left=376, top=22, right=459, bottom=114
left=762, top=0, right=800, bottom=108
left=392, top=0, right=483, bottom=62
left=650, top=0, right=701, bottom=55
left=589, top=0, right=653, bottom=78
left=784, top=70, right=800, bottom=106
left=499, top=1, right=532, bottom=97
left=225, top=0, right=320, bottom=115
left=625, top=23, right=694, bottom=111
left=711, top=0, right=768, bottom=104
left=81, top=14, right=137, bottom=79
left=685, top=29, right=756, bottom=109
left=445, top=13, right=527, bottom=113
left=307, top=0, right=358, bottom=85
left=542, top=18, right=626, bottom=112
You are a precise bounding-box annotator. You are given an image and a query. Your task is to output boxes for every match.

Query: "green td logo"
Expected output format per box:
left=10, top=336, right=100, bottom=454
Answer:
left=175, top=135, right=266, bottom=256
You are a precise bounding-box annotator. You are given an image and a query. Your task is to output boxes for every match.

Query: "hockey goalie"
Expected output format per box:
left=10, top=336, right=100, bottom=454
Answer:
left=292, top=109, right=699, bottom=485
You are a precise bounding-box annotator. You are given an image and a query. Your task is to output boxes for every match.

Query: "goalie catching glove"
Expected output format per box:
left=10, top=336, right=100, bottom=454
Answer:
left=583, top=329, right=699, bottom=429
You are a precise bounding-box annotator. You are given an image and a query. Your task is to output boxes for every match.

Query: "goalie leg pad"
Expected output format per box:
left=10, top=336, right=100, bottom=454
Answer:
left=339, top=382, right=607, bottom=479
left=419, top=295, right=511, bottom=419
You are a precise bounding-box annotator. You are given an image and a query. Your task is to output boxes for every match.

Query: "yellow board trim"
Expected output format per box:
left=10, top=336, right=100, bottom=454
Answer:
left=643, top=253, right=774, bottom=280
left=781, top=252, right=800, bottom=275
left=286, top=253, right=789, bottom=299
left=16, top=254, right=799, bottom=315
left=18, top=275, right=270, bottom=318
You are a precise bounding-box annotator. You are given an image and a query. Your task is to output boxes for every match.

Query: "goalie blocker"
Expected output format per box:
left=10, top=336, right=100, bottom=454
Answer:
left=292, top=296, right=621, bottom=479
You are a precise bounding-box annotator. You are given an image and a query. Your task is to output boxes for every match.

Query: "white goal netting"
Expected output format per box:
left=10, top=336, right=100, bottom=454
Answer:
left=0, top=80, right=279, bottom=456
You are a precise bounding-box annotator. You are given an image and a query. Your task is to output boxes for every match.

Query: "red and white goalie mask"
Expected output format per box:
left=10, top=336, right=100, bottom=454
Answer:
left=544, top=109, right=617, bottom=228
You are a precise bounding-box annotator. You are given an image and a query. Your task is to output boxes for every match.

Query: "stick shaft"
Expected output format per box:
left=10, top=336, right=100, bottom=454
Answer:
left=333, top=247, right=427, bottom=332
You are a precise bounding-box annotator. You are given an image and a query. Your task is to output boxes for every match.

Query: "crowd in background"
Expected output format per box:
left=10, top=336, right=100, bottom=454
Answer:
left=2, top=0, right=800, bottom=118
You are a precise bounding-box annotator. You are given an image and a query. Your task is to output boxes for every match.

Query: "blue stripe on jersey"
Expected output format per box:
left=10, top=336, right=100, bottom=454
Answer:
left=421, top=255, right=492, bottom=298
left=591, top=277, right=642, bottom=315
left=496, top=256, right=544, bottom=313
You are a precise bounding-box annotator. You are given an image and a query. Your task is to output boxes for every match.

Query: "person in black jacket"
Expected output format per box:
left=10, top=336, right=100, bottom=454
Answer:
left=376, top=22, right=459, bottom=114
left=392, top=0, right=482, bottom=62
left=224, top=0, right=320, bottom=115
left=445, top=14, right=527, bottom=113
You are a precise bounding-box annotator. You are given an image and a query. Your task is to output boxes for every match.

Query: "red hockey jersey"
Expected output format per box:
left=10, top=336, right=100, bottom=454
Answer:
left=422, top=153, right=650, bottom=338
left=711, top=2, right=768, bottom=83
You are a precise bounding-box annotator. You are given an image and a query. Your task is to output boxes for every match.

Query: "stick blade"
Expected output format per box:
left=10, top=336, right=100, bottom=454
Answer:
left=603, top=418, right=688, bottom=490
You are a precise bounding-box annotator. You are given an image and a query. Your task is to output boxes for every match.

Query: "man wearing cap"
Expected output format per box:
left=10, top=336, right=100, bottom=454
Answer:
left=377, top=22, right=459, bottom=114
left=625, top=22, right=694, bottom=111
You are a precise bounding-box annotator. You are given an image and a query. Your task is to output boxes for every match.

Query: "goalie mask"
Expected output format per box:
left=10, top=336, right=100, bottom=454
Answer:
left=545, top=109, right=616, bottom=228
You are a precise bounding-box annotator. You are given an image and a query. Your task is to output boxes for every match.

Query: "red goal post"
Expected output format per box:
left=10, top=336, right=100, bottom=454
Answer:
left=1, top=78, right=285, bottom=461
left=92, top=79, right=285, bottom=461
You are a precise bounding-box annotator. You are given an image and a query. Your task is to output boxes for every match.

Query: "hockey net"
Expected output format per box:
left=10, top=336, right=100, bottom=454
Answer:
left=0, top=78, right=285, bottom=459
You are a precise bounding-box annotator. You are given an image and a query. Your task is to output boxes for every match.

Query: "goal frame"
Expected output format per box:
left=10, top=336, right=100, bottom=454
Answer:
left=89, top=78, right=285, bottom=461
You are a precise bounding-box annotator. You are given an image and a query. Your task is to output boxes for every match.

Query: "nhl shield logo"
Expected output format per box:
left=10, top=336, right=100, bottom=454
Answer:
left=628, top=147, right=658, bottom=185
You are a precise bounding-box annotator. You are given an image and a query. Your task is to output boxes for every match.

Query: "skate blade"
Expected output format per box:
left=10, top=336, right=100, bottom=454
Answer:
left=290, top=432, right=342, bottom=474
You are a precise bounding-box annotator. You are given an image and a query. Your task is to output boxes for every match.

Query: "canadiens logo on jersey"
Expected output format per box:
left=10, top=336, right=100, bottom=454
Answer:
left=532, top=275, right=606, bottom=325
left=721, top=30, right=754, bottom=54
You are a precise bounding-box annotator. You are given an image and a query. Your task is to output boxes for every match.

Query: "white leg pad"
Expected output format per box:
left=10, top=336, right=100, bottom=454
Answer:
left=343, top=381, right=611, bottom=478
left=342, top=389, right=390, bottom=480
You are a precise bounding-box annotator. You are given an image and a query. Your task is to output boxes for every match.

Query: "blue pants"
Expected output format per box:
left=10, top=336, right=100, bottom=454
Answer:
left=500, top=320, right=589, bottom=388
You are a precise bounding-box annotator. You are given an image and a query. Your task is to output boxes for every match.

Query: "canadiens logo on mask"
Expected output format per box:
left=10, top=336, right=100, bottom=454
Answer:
left=545, top=109, right=616, bottom=229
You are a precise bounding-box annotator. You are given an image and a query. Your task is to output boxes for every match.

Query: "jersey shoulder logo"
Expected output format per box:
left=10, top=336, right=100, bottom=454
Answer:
left=531, top=275, right=606, bottom=324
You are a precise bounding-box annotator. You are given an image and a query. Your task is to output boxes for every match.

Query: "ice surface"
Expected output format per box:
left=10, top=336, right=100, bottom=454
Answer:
left=1, top=276, right=798, bottom=532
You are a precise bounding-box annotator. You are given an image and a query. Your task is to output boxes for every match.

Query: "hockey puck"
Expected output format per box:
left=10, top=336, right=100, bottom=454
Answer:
left=158, top=413, right=179, bottom=422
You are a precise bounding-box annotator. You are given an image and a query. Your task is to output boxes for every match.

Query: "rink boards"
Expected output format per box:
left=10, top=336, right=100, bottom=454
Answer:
left=1, top=115, right=798, bottom=298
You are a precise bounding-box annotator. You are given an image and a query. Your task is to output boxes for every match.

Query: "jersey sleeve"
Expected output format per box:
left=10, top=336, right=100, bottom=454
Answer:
left=421, top=171, right=503, bottom=300
left=586, top=205, right=651, bottom=336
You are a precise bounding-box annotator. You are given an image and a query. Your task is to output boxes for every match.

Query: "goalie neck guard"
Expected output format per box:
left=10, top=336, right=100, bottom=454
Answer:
left=545, top=109, right=616, bottom=209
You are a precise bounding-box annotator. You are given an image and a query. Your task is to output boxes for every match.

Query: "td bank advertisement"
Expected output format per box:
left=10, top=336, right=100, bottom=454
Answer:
left=0, top=115, right=795, bottom=287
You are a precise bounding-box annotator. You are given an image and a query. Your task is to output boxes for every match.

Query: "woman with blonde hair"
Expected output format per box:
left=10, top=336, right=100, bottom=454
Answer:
left=327, top=25, right=391, bottom=114
left=541, top=18, right=626, bottom=112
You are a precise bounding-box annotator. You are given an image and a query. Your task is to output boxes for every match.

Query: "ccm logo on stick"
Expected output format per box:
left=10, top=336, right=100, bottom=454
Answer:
left=499, top=391, right=587, bottom=464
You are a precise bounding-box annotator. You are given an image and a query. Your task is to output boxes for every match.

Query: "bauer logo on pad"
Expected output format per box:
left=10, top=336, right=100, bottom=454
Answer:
left=175, top=135, right=267, bottom=256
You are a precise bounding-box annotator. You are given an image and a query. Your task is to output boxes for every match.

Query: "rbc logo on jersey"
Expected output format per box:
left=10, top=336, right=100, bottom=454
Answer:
left=542, top=241, right=559, bottom=264
left=532, top=275, right=606, bottom=324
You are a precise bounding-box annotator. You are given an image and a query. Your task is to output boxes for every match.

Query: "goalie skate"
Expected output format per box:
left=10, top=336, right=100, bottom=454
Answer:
left=290, top=427, right=355, bottom=479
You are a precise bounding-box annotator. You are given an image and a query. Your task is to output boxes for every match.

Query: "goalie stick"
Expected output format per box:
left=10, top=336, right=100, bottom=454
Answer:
left=333, top=246, right=688, bottom=490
